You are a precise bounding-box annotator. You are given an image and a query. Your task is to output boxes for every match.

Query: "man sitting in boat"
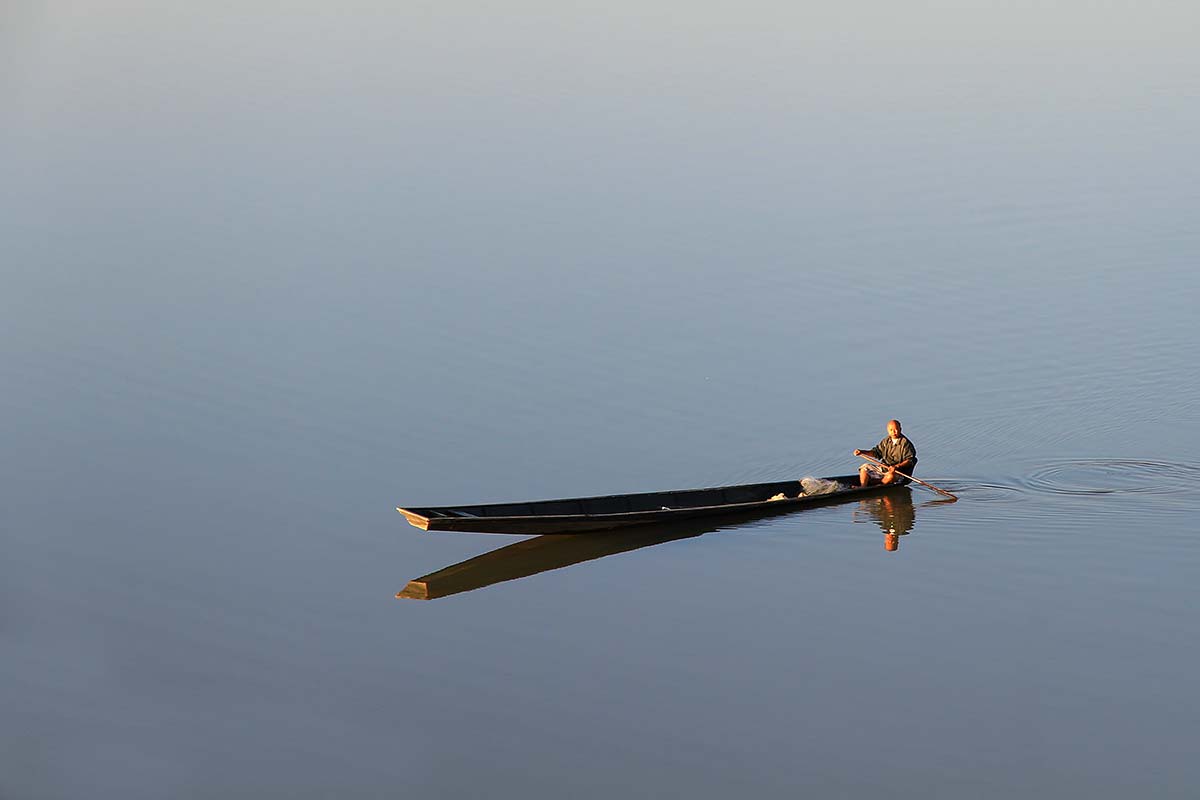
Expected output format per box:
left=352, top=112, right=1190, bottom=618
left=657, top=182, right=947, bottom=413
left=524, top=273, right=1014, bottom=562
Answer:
left=854, top=419, right=917, bottom=487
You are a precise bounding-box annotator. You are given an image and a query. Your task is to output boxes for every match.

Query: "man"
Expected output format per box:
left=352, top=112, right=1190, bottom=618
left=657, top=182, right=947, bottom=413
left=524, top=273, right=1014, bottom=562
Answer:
left=853, top=419, right=917, bottom=487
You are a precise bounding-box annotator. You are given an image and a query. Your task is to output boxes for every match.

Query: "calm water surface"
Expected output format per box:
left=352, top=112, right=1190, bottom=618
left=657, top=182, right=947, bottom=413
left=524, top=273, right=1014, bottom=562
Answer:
left=4, top=2, right=1200, bottom=798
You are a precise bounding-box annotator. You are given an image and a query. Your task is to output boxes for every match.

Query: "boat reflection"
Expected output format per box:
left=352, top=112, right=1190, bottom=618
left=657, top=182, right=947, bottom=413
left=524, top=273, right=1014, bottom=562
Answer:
left=852, top=487, right=954, bottom=550
left=397, top=516, right=722, bottom=600
left=399, top=486, right=957, bottom=599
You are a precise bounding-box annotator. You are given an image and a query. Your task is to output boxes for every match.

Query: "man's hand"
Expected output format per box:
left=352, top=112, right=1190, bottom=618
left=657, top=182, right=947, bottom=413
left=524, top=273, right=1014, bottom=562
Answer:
left=853, top=449, right=863, bottom=456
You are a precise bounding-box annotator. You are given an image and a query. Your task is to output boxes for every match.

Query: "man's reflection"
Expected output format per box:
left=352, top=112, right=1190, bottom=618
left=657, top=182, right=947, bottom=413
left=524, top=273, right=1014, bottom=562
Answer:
left=854, top=487, right=917, bottom=551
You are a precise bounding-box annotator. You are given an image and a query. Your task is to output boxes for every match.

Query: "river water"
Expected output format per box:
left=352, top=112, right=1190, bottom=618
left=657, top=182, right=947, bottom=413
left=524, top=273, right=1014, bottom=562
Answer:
left=4, top=3, right=1200, bottom=798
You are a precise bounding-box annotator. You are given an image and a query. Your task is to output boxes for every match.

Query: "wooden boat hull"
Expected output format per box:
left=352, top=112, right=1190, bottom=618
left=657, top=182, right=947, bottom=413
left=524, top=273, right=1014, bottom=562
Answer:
left=397, top=475, right=908, bottom=535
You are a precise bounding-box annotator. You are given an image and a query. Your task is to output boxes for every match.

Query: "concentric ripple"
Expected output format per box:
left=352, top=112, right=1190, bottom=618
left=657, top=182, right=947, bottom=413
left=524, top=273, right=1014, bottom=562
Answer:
left=948, top=481, right=1028, bottom=503
left=1023, top=459, right=1200, bottom=497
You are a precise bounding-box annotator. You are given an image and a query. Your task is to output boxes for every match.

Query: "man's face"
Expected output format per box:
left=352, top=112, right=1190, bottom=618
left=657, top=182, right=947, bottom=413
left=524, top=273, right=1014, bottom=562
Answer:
left=887, top=422, right=901, bottom=440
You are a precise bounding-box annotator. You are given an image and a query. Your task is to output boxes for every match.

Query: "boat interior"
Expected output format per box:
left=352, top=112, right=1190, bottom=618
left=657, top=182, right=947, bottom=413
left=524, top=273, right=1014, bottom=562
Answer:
left=405, top=476, right=859, bottom=520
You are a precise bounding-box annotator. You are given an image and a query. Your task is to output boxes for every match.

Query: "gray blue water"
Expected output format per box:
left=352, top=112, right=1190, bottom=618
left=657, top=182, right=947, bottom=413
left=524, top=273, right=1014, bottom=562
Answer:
left=4, top=2, right=1200, bottom=797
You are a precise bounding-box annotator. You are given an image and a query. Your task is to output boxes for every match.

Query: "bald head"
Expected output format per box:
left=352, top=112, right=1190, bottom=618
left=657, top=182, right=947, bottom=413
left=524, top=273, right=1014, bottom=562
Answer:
left=887, top=419, right=902, bottom=438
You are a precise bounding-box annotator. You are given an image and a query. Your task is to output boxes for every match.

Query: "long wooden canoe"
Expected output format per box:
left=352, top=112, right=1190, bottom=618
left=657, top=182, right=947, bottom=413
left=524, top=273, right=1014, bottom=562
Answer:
left=397, top=474, right=908, bottom=535
left=398, top=488, right=958, bottom=599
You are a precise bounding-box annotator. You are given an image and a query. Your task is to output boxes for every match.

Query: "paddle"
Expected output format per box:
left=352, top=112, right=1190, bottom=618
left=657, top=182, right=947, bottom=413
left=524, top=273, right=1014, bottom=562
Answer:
left=856, top=453, right=958, bottom=501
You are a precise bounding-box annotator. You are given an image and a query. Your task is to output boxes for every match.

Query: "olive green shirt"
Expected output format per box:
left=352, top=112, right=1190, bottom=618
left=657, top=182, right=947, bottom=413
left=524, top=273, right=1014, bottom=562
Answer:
left=870, top=436, right=917, bottom=471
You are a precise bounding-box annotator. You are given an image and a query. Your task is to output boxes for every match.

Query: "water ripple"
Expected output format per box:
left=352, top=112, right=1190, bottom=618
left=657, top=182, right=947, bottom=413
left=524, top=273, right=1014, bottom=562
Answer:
left=946, top=480, right=1028, bottom=503
left=1022, top=459, right=1200, bottom=497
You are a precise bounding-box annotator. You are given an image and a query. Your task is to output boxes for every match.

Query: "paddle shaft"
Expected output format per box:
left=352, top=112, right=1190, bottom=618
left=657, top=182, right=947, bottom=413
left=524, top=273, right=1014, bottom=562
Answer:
left=857, top=453, right=958, bottom=501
